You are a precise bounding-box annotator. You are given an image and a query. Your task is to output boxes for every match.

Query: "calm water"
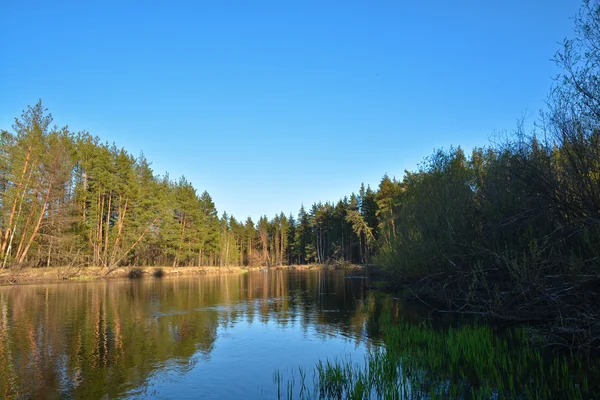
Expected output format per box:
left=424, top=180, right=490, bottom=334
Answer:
left=1, top=270, right=598, bottom=399
left=0, top=270, right=397, bottom=399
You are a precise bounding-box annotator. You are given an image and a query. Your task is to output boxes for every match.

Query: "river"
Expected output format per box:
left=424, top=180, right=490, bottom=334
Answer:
left=0, top=270, right=597, bottom=399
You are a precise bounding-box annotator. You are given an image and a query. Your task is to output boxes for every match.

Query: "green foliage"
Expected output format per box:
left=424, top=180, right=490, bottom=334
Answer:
left=277, top=316, right=599, bottom=399
left=0, top=100, right=378, bottom=270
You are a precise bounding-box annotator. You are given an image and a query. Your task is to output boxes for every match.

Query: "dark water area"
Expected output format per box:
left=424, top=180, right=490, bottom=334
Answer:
left=0, top=270, right=598, bottom=399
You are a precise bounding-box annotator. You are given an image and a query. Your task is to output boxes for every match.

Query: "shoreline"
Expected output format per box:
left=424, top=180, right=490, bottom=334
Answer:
left=0, top=264, right=364, bottom=286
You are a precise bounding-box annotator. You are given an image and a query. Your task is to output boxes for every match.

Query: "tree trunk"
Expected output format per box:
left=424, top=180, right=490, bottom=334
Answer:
left=103, top=192, right=112, bottom=267
left=104, top=216, right=159, bottom=275
left=18, top=176, right=54, bottom=263
left=1, top=147, right=31, bottom=253
left=110, top=197, right=128, bottom=267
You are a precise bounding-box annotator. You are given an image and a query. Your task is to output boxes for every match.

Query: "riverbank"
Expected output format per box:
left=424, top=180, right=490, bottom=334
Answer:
left=369, top=266, right=600, bottom=352
left=0, top=263, right=363, bottom=286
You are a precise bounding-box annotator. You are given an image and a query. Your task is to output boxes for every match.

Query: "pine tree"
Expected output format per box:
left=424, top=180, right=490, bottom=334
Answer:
left=199, top=191, right=219, bottom=266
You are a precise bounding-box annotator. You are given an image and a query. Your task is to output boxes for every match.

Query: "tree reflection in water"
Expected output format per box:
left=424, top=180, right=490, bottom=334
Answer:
left=0, top=270, right=384, bottom=399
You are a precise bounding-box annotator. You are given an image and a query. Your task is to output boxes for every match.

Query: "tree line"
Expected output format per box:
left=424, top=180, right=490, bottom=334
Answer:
left=373, top=1, right=600, bottom=347
left=0, top=105, right=385, bottom=270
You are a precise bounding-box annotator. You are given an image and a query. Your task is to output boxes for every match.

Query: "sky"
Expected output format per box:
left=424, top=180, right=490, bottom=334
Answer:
left=0, top=0, right=582, bottom=222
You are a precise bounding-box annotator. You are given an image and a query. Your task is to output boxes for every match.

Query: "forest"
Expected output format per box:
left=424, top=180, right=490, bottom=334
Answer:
left=1, top=1, right=599, bottom=345
left=0, top=105, right=378, bottom=271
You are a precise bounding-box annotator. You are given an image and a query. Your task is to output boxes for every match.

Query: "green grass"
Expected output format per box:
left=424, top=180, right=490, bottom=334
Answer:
left=275, top=315, right=599, bottom=399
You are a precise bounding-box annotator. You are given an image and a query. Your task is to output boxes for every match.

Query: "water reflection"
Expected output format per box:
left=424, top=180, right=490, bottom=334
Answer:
left=0, top=270, right=384, bottom=399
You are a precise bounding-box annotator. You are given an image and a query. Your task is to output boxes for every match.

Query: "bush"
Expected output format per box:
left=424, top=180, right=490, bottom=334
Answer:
left=153, top=268, right=165, bottom=278
left=127, top=268, right=143, bottom=279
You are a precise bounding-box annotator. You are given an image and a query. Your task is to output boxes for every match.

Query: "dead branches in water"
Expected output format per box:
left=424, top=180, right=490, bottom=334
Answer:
left=399, top=269, right=600, bottom=351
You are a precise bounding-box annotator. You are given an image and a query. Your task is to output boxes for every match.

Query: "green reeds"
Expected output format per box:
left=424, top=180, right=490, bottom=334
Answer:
left=276, top=317, right=599, bottom=399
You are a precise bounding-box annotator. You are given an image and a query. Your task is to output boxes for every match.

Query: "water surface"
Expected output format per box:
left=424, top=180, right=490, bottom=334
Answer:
left=1, top=270, right=598, bottom=399
left=0, top=270, right=388, bottom=399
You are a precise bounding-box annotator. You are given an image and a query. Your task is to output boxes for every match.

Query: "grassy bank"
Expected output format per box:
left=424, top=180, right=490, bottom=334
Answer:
left=0, top=266, right=246, bottom=285
left=365, top=264, right=600, bottom=352
left=0, top=263, right=363, bottom=286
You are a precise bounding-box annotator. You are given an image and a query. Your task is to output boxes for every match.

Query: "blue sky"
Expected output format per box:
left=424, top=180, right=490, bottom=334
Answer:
left=0, top=0, right=581, bottom=221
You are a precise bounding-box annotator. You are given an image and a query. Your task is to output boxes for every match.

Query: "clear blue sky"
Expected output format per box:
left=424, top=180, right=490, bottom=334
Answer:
left=0, top=0, right=581, bottom=222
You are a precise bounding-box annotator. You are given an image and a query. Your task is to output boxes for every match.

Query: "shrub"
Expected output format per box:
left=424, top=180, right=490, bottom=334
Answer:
left=127, top=268, right=143, bottom=279
left=153, top=268, right=165, bottom=278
